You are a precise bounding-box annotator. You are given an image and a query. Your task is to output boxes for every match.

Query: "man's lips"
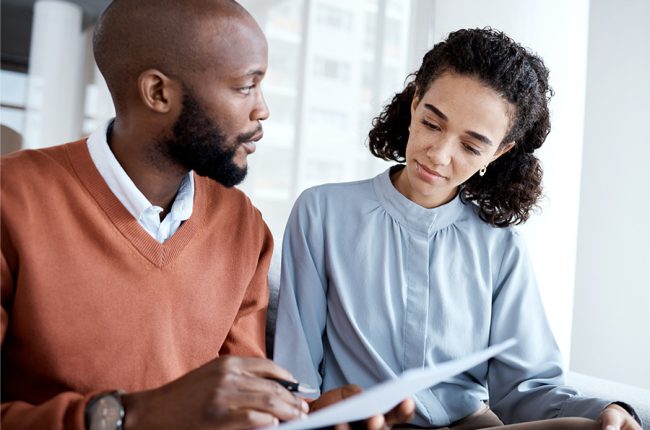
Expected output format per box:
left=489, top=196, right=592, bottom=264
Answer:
left=249, top=131, right=263, bottom=143
left=240, top=131, right=263, bottom=155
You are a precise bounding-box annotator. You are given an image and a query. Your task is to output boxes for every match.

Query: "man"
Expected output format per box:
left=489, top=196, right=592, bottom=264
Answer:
left=1, top=1, right=412, bottom=429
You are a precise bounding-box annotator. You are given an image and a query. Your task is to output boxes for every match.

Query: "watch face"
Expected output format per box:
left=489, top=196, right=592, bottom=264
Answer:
left=89, top=394, right=124, bottom=430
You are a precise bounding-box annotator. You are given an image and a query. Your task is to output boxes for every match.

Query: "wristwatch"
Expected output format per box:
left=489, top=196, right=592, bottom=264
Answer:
left=85, top=391, right=125, bottom=430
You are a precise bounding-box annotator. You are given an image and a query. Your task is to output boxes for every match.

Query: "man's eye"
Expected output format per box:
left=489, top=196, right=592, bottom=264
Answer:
left=238, top=85, right=255, bottom=95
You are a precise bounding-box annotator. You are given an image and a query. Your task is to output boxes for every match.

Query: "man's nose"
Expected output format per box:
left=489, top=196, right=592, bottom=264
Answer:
left=252, top=90, right=269, bottom=121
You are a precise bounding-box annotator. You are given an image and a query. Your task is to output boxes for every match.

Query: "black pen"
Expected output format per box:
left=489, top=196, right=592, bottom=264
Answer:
left=267, top=377, right=319, bottom=394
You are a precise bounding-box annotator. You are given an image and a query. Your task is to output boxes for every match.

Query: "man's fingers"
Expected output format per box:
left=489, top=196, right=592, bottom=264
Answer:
left=206, top=361, right=309, bottom=424
left=211, top=355, right=312, bottom=420
left=219, top=409, right=279, bottom=430
left=234, top=391, right=308, bottom=422
left=219, top=355, right=296, bottom=381
left=226, top=374, right=309, bottom=419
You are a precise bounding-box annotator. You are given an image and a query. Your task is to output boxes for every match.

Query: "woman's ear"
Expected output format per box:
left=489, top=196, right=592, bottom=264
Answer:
left=492, top=141, right=516, bottom=161
left=137, top=69, right=179, bottom=114
left=410, top=92, right=420, bottom=116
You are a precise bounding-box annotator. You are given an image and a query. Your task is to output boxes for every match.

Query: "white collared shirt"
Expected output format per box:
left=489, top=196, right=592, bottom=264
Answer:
left=87, top=120, right=194, bottom=243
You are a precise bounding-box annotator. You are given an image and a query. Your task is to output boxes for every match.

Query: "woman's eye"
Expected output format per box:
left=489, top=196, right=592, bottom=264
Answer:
left=462, top=143, right=481, bottom=156
left=421, top=120, right=440, bottom=131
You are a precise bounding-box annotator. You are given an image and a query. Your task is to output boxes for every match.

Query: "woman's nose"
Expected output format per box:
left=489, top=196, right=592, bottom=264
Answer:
left=426, top=137, right=453, bottom=165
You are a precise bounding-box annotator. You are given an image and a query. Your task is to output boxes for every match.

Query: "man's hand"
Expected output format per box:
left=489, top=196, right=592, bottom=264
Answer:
left=310, top=384, right=415, bottom=430
left=598, top=403, right=642, bottom=430
left=121, top=356, right=309, bottom=430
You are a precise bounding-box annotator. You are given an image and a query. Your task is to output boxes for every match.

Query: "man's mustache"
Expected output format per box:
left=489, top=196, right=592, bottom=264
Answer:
left=237, top=125, right=263, bottom=144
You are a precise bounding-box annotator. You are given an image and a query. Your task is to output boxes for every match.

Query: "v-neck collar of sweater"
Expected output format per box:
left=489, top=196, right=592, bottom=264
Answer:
left=65, top=140, right=202, bottom=268
left=373, top=165, right=465, bottom=236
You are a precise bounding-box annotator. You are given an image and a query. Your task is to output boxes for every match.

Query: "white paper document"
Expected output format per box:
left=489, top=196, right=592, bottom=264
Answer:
left=272, top=338, right=516, bottom=430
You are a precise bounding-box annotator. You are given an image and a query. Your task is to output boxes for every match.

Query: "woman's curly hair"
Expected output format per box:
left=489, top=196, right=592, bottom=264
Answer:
left=368, top=28, right=552, bottom=227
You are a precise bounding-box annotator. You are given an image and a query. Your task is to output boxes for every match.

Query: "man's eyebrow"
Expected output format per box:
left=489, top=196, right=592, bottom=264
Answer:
left=244, top=69, right=265, bottom=78
left=466, top=131, right=493, bottom=145
left=424, top=103, right=448, bottom=121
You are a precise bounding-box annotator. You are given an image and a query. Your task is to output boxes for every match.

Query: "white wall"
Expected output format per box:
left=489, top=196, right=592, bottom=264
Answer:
left=429, top=0, right=591, bottom=366
left=571, top=0, right=650, bottom=389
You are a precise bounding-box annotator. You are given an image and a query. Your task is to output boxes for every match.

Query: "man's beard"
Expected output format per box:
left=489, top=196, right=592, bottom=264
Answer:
left=161, top=90, right=259, bottom=188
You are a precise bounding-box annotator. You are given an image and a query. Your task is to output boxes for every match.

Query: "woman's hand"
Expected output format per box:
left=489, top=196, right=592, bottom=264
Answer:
left=310, top=384, right=415, bottom=430
left=598, top=403, right=642, bottom=430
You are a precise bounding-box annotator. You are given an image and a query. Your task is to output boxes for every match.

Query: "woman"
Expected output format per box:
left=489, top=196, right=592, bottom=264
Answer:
left=273, top=29, right=641, bottom=429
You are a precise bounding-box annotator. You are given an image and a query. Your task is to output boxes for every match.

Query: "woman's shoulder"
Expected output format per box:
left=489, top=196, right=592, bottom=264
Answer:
left=460, top=200, right=524, bottom=245
left=287, top=177, right=380, bottom=229
left=295, top=177, right=376, bottom=207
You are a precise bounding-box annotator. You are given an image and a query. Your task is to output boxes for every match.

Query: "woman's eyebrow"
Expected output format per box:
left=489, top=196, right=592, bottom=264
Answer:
left=424, top=103, right=448, bottom=121
left=424, top=103, right=492, bottom=145
left=466, top=130, right=492, bottom=145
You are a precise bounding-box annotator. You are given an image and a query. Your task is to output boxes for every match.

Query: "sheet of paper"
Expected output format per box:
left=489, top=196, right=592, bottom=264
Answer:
left=272, top=338, right=516, bottom=430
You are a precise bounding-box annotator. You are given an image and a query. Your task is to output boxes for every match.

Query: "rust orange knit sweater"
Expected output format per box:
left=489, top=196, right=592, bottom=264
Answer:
left=0, top=140, right=273, bottom=429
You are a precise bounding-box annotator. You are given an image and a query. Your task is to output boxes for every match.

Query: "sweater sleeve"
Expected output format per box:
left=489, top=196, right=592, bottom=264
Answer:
left=1, top=230, right=92, bottom=430
left=219, top=216, right=273, bottom=358
left=1, top=393, right=92, bottom=430
left=487, top=230, right=611, bottom=423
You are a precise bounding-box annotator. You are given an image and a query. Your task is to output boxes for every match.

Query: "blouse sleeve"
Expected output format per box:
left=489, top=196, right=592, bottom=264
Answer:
left=487, top=230, right=611, bottom=423
left=273, top=190, right=328, bottom=395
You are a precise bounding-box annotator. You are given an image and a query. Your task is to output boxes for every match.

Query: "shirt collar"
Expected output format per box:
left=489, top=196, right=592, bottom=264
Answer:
left=169, top=173, right=194, bottom=221
left=373, top=165, right=465, bottom=235
left=86, top=119, right=194, bottom=223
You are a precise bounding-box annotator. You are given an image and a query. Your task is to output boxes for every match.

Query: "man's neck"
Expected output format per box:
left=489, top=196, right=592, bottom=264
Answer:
left=108, top=118, right=187, bottom=214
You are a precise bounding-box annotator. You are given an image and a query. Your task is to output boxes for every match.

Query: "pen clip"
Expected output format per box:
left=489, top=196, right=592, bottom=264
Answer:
left=267, top=377, right=319, bottom=394
left=267, top=377, right=299, bottom=392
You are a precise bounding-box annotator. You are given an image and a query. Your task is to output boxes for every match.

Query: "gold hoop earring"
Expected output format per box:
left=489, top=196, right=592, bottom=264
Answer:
left=479, top=165, right=487, bottom=177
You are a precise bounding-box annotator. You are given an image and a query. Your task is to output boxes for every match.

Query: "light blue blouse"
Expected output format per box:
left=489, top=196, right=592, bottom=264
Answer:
left=273, top=166, right=610, bottom=427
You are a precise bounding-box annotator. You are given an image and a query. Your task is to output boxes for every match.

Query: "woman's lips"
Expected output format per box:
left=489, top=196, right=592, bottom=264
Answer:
left=415, top=161, right=447, bottom=182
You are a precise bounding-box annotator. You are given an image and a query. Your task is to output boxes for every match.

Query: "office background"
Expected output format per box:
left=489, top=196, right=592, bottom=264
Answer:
left=1, top=0, right=648, bottom=389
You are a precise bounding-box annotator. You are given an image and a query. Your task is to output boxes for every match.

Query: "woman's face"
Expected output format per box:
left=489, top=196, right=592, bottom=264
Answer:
left=393, top=72, right=514, bottom=208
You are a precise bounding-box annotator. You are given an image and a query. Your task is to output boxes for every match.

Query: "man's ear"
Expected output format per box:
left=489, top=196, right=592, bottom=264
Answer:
left=492, top=141, right=516, bottom=161
left=137, top=69, right=179, bottom=114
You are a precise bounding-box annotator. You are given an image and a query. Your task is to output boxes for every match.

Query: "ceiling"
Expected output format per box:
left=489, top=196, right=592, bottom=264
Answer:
left=1, top=0, right=111, bottom=71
